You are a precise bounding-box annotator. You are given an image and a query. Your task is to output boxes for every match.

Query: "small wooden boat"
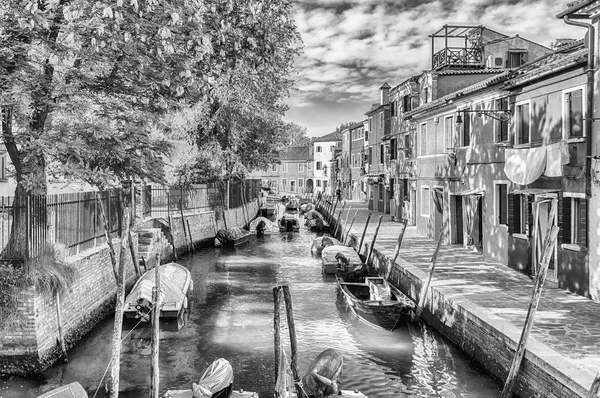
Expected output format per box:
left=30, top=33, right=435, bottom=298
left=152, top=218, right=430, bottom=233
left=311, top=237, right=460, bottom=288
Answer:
left=215, top=227, right=252, bottom=246
left=336, top=275, right=413, bottom=330
left=164, top=358, right=258, bottom=398
left=299, top=202, right=314, bottom=213
left=321, top=245, right=364, bottom=275
left=37, top=382, right=88, bottom=398
left=124, top=262, right=193, bottom=321
left=279, top=214, right=300, bottom=232
left=249, top=216, right=278, bottom=235
left=311, top=236, right=341, bottom=254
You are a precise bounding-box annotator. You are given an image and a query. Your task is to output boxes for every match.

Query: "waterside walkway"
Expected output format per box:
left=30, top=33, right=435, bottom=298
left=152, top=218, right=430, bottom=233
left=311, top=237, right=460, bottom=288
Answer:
left=329, top=200, right=600, bottom=397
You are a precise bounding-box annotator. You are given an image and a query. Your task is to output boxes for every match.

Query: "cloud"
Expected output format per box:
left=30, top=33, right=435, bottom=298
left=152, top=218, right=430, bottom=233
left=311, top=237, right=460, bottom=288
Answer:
left=287, top=0, right=585, bottom=137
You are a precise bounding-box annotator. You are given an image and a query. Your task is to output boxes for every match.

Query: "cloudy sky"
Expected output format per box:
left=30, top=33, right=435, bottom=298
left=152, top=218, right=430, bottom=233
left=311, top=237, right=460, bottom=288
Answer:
left=283, top=0, right=585, bottom=138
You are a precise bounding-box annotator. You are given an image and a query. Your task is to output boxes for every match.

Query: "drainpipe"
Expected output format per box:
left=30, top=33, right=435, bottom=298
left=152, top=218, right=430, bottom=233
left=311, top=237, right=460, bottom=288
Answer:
left=563, top=16, right=594, bottom=252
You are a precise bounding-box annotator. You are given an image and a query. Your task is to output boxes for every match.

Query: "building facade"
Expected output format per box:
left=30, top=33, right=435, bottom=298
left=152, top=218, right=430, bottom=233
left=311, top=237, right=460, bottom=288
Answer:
left=312, top=132, right=341, bottom=195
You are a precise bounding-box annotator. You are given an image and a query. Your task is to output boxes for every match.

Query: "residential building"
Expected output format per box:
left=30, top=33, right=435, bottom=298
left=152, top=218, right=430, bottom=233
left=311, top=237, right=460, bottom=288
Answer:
left=349, top=121, right=366, bottom=201
left=312, top=132, right=341, bottom=195
left=405, top=37, right=591, bottom=299
left=337, top=127, right=352, bottom=199
left=247, top=146, right=314, bottom=194
left=364, top=83, right=391, bottom=213
left=389, top=76, right=420, bottom=224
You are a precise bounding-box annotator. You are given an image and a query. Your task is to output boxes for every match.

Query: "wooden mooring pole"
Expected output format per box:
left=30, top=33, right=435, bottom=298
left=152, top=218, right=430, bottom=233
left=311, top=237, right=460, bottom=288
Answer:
left=168, top=214, right=178, bottom=261
left=186, top=220, right=194, bottom=253
left=412, top=220, right=447, bottom=322
left=333, top=203, right=345, bottom=238
left=273, top=287, right=282, bottom=382
left=366, top=215, right=383, bottom=266
left=150, top=254, right=162, bottom=398
left=357, top=212, right=372, bottom=257
left=178, top=200, right=192, bottom=253
left=386, top=219, right=408, bottom=280
left=501, top=200, right=559, bottom=398
left=344, top=209, right=359, bottom=245
left=109, top=210, right=130, bottom=397
left=55, top=292, right=68, bottom=362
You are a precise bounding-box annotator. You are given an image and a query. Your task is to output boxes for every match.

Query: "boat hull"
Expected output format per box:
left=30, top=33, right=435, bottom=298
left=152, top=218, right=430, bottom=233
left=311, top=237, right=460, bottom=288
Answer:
left=321, top=246, right=363, bottom=275
left=37, top=382, right=88, bottom=398
left=336, top=275, right=413, bottom=330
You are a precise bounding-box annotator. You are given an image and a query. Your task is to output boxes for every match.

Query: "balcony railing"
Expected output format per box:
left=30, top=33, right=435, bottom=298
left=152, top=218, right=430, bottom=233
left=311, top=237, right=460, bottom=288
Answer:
left=432, top=47, right=484, bottom=70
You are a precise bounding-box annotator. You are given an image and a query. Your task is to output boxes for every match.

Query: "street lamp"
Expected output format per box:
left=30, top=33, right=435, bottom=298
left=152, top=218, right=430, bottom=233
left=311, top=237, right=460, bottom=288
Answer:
left=456, top=109, right=511, bottom=124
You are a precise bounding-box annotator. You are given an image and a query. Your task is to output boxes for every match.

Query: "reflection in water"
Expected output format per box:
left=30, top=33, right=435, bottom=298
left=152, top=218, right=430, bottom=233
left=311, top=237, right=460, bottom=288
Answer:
left=0, top=227, right=501, bottom=398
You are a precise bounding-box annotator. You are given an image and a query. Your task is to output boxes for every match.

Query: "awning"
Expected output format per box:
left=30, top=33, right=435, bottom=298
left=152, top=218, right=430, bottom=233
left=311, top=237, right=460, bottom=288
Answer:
left=452, top=188, right=485, bottom=196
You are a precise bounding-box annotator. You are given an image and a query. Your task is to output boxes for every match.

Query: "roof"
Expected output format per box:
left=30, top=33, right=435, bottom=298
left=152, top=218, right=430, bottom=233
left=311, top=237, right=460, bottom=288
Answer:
left=437, top=69, right=509, bottom=76
left=380, top=82, right=391, bottom=89
left=349, top=121, right=365, bottom=131
left=279, top=146, right=312, bottom=161
left=557, top=0, right=600, bottom=18
left=405, top=45, right=587, bottom=118
left=313, top=131, right=340, bottom=143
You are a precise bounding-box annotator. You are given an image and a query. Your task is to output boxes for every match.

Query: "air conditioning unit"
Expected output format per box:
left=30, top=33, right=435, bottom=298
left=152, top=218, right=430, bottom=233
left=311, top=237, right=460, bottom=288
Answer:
left=486, top=55, right=505, bottom=69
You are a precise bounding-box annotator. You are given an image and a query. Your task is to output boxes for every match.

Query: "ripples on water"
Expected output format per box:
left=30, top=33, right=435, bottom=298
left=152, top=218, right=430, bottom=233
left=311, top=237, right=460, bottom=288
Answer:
left=1, top=226, right=501, bottom=398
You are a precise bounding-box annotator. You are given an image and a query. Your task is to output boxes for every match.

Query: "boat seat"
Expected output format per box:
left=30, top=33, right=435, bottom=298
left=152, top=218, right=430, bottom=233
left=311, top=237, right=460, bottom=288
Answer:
left=369, top=282, right=392, bottom=302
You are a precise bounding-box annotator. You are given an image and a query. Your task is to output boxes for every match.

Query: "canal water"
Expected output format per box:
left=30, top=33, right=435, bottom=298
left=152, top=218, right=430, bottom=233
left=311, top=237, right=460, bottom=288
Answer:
left=1, top=223, right=502, bottom=398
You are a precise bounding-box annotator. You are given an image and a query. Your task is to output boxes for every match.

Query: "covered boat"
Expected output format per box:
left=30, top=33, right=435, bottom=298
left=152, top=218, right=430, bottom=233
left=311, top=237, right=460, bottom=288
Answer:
left=124, top=262, right=193, bottom=321
left=37, top=382, right=88, bottom=398
left=249, top=216, right=278, bottom=236
left=279, top=214, right=300, bottom=232
left=299, top=203, right=314, bottom=213
left=336, top=275, right=413, bottom=330
left=215, top=227, right=252, bottom=246
left=321, top=245, right=364, bottom=275
left=311, top=236, right=342, bottom=254
left=163, top=358, right=258, bottom=398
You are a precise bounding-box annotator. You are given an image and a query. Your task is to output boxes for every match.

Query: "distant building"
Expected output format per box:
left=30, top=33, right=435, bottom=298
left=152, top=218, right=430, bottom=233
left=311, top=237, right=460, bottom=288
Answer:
left=247, top=146, right=313, bottom=194
left=312, top=132, right=341, bottom=195
left=349, top=121, right=367, bottom=201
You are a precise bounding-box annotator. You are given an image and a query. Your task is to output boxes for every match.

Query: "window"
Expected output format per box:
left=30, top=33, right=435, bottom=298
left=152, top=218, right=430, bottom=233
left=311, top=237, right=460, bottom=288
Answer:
left=421, top=186, right=430, bottom=216
left=282, top=163, right=288, bottom=172
left=316, top=180, right=321, bottom=187
left=423, top=87, right=429, bottom=104
left=461, top=108, right=471, bottom=147
left=298, top=163, right=304, bottom=172
left=403, top=95, right=411, bottom=112
left=507, top=50, right=527, bottom=68
left=307, top=162, right=312, bottom=170
left=298, top=179, right=304, bottom=188
left=351, top=154, right=355, bottom=167
left=564, top=87, right=584, bottom=138
left=495, top=183, right=508, bottom=226
left=271, top=164, right=277, bottom=172
left=380, top=144, right=384, bottom=164
left=404, top=134, right=411, bottom=158
left=316, top=146, right=322, bottom=152
left=365, top=128, right=369, bottom=142
left=515, top=102, right=530, bottom=145
left=390, top=138, right=397, bottom=160
left=391, top=101, right=396, bottom=117
left=368, top=146, right=372, bottom=164
left=316, top=161, right=322, bottom=170
left=495, top=97, right=509, bottom=142
left=509, top=194, right=529, bottom=235
left=561, top=193, right=587, bottom=247
left=444, top=116, right=454, bottom=152
left=379, top=183, right=384, bottom=202
left=0, top=155, right=5, bottom=180
left=379, top=112, right=384, bottom=130
left=369, top=117, right=373, bottom=131
left=420, top=123, right=427, bottom=156
left=282, top=178, right=287, bottom=187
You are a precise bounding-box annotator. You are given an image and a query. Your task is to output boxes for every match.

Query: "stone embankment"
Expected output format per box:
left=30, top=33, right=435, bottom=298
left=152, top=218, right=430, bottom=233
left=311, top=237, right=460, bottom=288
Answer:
left=320, top=198, right=600, bottom=398
left=0, top=201, right=257, bottom=375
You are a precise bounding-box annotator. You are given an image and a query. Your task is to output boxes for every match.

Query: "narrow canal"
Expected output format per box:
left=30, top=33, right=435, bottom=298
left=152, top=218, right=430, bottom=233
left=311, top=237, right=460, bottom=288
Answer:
left=1, top=223, right=502, bottom=398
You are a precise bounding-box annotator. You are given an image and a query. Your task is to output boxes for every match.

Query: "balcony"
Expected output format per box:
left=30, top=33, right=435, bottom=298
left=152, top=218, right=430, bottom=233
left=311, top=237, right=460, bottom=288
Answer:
left=432, top=47, right=484, bottom=70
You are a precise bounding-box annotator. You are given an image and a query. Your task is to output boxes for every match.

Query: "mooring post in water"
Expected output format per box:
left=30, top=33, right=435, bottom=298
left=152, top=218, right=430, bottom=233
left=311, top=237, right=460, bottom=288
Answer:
left=501, top=200, right=558, bottom=398
left=150, top=254, right=162, bottom=398
left=358, top=212, right=372, bottom=258
left=178, top=200, right=191, bottom=253
left=412, top=220, right=447, bottom=323
left=387, top=219, right=408, bottom=280
left=186, top=220, right=194, bottom=254
left=333, top=203, right=345, bottom=238
left=343, top=205, right=352, bottom=232
left=109, top=210, right=130, bottom=398
left=281, top=285, right=303, bottom=398
left=344, top=209, right=359, bottom=246
left=273, top=286, right=282, bottom=382
left=55, top=292, right=68, bottom=362
left=330, top=198, right=339, bottom=225
left=366, top=215, right=383, bottom=266
left=168, top=214, right=178, bottom=261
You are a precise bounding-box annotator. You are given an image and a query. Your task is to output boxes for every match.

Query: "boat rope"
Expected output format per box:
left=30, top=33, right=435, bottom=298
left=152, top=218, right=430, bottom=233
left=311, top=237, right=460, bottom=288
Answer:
left=91, top=306, right=155, bottom=398
left=294, top=377, right=309, bottom=398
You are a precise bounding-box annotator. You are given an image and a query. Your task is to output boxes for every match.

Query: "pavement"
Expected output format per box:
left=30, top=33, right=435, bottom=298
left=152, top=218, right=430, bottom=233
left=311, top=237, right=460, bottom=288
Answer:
left=323, top=199, right=600, bottom=381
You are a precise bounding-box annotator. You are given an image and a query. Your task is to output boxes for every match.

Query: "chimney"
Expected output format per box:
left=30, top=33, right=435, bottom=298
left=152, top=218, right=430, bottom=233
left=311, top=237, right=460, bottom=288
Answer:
left=380, top=82, right=390, bottom=105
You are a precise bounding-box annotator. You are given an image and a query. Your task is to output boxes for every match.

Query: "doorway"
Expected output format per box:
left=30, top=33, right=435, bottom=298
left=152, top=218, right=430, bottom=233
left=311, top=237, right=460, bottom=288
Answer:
left=532, top=198, right=557, bottom=281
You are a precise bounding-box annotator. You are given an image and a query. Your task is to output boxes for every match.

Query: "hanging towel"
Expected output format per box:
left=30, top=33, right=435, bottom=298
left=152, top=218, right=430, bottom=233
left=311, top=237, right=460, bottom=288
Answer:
left=504, top=146, right=547, bottom=185
left=544, top=141, right=570, bottom=177
left=274, top=346, right=294, bottom=398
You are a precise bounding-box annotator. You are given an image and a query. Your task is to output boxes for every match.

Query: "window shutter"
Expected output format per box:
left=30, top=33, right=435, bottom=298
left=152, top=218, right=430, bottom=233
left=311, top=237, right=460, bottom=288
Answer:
left=526, top=197, right=533, bottom=237
left=579, top=198, right=587, bottom=247
left=560, top=196, right=572, bottom=244
left=508, top=193, right=516, bottom=234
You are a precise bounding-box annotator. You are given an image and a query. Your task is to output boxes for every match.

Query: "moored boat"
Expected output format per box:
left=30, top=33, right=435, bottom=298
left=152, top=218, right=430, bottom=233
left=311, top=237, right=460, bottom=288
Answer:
left=215, top=227, right=252, bottom=246
left=249, top=216, right=278, bottom=235
left=321, top=245, right=364, bottom=275
left=279, top=214, right=300, bottom=232
left=311, top=236, right=341, bottom=254
left=124, top=262, right=193, bottom=321
left=336, top=275, right=413, bottom=330
left=37, top=382, right=88, bottom=398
